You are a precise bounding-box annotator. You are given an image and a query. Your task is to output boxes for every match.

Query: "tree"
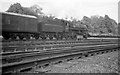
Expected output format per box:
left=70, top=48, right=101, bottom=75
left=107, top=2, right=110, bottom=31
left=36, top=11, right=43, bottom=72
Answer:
left=80, top=15, right=118, bottom=34
left=7, top=3, right=23, bottom=14
left=103, top=15, right=117, bottom=34
left=22, top=7, right=38, bottom=17
left=6, top=3, right=39, bottom=17
left=30, top=5, right=44, bottom=15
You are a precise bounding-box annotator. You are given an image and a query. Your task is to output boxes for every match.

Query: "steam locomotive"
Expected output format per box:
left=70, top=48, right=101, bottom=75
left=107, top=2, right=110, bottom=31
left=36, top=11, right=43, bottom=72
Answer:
left=0, top=12, right=88, bottom=40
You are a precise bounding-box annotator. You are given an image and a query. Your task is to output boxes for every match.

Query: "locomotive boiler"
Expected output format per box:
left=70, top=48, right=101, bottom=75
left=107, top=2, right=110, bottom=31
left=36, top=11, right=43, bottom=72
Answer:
left=0, top=12, right=88, bottom=40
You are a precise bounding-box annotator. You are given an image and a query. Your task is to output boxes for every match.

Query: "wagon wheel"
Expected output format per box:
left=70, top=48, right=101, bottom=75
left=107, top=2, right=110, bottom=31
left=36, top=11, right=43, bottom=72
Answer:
left=56, top=35, right=61, bottom=40
left=65, top=36, right=68, bottom=40
left=55, top=36, right=59, bottom=40
left=54, top=35, right=58, bottom=40
left=11, top=35, right=17, bottom=40
left=73, top=35, right=77, bottom=39
left=34, top=35, right=39, bottom=40
left=2, top=33, right=10, bottom=40
left=26, top=36, right=30, bottom=40
left=60, top=36, right=63, bottom=40
left=49, top=36, right=53, bottom=40
left=49, top=34, right=53, bottom=40
left=66, top=36, right=70, bottom=40
left=10, top=34, right=17, bottom=40
left=42, top=36, right=46, bottom=40
left=19, top=35, right=24, bottom=40
left=25, top=34, right=30, bottom=40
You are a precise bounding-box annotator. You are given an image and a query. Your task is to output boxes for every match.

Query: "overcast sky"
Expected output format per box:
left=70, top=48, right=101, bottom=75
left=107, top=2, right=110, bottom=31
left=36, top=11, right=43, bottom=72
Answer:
left=0, top=0, right=119, bottom=22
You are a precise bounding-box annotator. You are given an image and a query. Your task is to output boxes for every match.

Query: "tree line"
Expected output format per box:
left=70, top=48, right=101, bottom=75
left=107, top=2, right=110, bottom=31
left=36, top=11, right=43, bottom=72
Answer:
left=6, top=3, right=118, bottom=35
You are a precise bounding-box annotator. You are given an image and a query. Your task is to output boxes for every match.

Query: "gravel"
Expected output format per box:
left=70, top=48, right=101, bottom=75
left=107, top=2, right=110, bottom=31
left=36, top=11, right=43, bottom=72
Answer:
left=33, top=50, right=119, bottom=73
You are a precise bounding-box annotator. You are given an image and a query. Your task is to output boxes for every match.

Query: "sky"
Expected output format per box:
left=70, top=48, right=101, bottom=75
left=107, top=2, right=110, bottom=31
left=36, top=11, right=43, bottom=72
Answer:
left=0, top=0, right=119, bottom=22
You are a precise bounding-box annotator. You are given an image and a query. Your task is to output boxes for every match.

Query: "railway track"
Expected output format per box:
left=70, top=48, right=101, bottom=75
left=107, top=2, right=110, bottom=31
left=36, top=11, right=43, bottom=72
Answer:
left=1, top=41, right=117, bottom=55
left=2, top=38, right=118, bottom=45
left=1, top=42, right=118, bottom=59
left=1, top=38, right=118, bottom=53
left=1, top=38, right=119, bottom=74
left=1, top=42, right=119, bottom=74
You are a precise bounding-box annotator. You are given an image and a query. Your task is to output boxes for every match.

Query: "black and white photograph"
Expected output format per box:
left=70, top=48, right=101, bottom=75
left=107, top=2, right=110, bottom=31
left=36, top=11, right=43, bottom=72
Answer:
left=0, top=0, right=119, bottom=74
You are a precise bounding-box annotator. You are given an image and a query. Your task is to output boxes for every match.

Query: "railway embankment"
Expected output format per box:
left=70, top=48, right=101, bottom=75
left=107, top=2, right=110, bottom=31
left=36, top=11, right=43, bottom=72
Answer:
left=34, top=50, right=119, bottom=73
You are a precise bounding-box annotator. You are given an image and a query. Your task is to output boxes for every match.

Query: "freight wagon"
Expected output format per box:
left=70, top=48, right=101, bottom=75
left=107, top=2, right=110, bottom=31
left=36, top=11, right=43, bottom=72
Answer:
left=0, top=12, right=38, bottom=40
